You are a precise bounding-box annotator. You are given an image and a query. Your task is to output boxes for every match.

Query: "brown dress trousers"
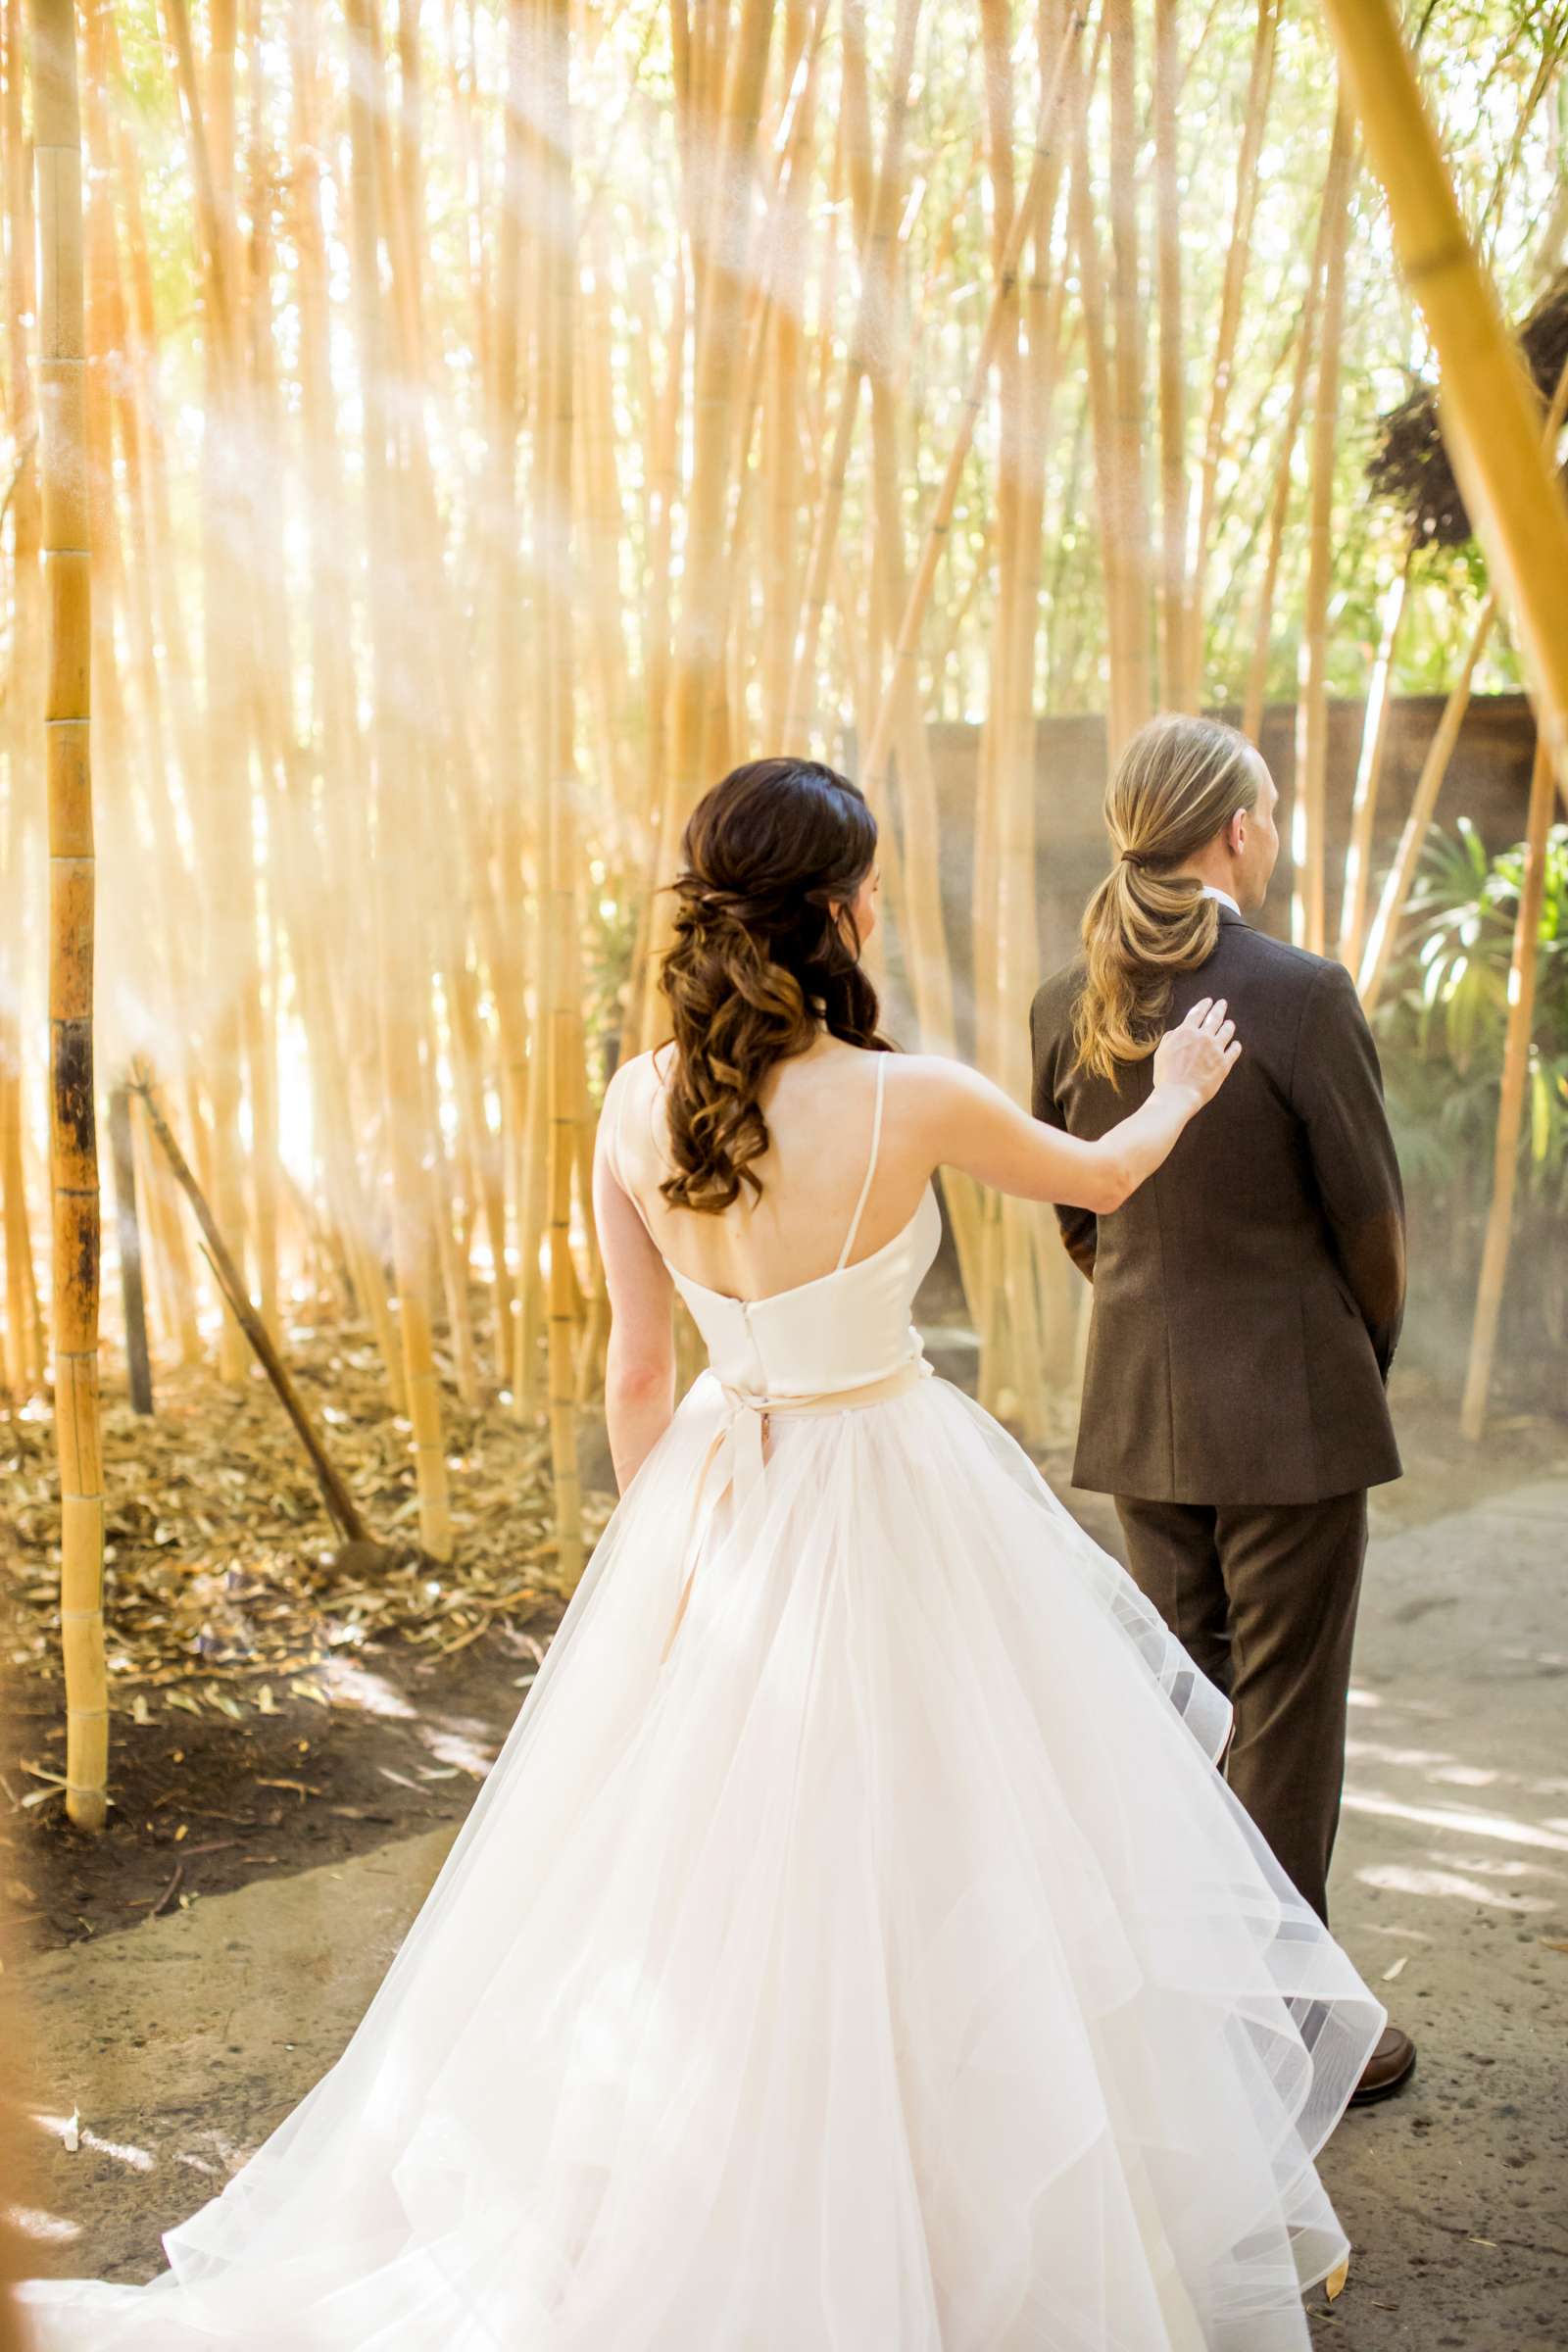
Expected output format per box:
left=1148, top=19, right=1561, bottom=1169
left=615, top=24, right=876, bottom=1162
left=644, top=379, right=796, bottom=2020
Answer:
left=1029, top=907, right=1406, bottom=1926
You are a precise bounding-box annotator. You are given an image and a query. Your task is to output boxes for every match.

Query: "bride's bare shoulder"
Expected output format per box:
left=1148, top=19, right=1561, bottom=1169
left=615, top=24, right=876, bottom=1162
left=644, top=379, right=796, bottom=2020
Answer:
left=604, top=1047, right=671, bottom=1105
left=597, top=1054, right=663, bottom=1172
left=888, top=1050, right=994, bottom=1101
left=885, top=1051, right=1004, bottom=1141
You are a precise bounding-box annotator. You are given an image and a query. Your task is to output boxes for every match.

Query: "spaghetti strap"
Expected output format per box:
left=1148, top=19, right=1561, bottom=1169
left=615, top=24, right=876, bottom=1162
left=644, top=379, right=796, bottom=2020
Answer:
left=834, top=1055, right=888, bottom=1272
left=607, top=1065, right=657, bottom=1243
left=609, top=1065, right=631, bottom=1191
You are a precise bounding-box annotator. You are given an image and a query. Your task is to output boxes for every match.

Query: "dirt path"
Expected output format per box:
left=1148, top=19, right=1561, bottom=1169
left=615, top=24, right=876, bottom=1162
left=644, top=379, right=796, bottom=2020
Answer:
left=11, top=1473, right=1568, bottom=2346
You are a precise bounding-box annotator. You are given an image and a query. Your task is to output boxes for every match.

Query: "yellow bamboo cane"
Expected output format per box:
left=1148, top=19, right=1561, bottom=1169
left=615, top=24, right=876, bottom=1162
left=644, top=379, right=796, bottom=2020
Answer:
left=2, top=0, right=41, bottom=1401
left=859, top=5, right=1090, bottom=814
left=1457, top=731, right=1555, bottom=1442
left=1291, top=100, right=1353, bottom=956
left=1336, top=545, right=1411, bottom=972
left=1357, top=350, right=1568, bottom=1013
left=1319, top=0, right=1568, bottom=760
left=538, top=0, right=583, bottom=1584
left=1152, top=0, right=1190, bottom=712
left=344, top=0, right=450, bottom=1557
left=33, top=0, right=108, bottom=1831
left=1104, top=0, right=1151, bottom=747
left=1183, top=0, right=1277, bottom=708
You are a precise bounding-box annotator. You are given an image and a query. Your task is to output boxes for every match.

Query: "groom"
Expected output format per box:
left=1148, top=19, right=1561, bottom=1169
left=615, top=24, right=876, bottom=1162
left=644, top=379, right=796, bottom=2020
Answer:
left=1029, top=713, right=1415, bottom=2105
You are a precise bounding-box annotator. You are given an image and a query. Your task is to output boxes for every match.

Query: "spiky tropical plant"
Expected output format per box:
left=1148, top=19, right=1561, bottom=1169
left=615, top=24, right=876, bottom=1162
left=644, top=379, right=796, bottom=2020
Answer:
left=1376, top=819, right=1568, bottom=1384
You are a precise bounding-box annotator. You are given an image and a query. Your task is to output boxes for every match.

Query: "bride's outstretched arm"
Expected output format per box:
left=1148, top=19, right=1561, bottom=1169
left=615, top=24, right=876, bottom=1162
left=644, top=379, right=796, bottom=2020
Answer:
left=912, top=998, right=1240, bottom=1213
left=592, top=1093, right=676, bottom=1493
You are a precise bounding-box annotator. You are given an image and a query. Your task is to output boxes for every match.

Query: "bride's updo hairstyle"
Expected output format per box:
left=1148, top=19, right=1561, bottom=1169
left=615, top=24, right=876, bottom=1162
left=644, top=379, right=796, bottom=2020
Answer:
left=659, top=756, right=888, bottom=1213
left=1073, top=712, right=1259, bottom=1084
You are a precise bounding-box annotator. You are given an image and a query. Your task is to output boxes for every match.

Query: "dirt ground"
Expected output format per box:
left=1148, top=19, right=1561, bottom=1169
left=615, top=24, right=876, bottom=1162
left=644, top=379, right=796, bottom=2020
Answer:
left=1, top=1315, right=600, bottom=1950
left=4, top=1332, right=1567, bottom=2345
left=2, top=1613, right=564, bottom=1949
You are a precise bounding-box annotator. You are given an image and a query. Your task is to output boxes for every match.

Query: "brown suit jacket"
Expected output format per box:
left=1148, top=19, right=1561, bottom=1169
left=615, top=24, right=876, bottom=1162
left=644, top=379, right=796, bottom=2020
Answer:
left=1029, top=907, right=1404, bottom=1506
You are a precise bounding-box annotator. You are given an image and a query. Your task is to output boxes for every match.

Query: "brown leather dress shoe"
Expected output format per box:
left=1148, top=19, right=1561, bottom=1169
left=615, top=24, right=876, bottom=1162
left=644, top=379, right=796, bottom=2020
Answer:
left=1349, top=2024, right=1416, bottom=2106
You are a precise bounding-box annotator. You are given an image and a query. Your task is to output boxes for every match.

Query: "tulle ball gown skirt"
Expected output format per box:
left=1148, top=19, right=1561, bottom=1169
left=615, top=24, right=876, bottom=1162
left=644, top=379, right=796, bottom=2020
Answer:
left=20, top=1370, right=1383, bottom=2350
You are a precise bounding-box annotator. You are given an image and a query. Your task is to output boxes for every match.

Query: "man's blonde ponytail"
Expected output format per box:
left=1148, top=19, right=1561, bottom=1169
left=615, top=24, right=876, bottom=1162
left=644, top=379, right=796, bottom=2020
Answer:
left=1073, top=714, right=1260, bottom=1084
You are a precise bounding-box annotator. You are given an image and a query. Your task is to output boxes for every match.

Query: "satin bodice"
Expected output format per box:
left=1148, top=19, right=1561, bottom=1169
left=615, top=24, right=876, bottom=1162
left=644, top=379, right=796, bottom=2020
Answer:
left=666, top=1182, right=943, bottom=1399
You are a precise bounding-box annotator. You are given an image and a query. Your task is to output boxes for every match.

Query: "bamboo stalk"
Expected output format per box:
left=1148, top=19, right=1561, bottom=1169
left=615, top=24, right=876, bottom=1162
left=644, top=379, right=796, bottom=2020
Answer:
left=131, top=1087, right=201, bottom=1365
left=1291, top=101, right=1353, bottom=956
left=1239, top=280, right=1325, bottom=747
left=859, top=4, right=1089, bottom=816
left=1336, top=544, right=1411, bottom=972
left=970, top=0, right=1018, bottom=1092
left=1104, top=0, right=1151, bottom=749
left=1321, top=0, right=1568, bottom=765
left=162, top=0, right=254, bottom=1386
left=344, top=0, right=450, bottom=1558
left=108, top=1084, right=152, bottom=1415
left=1182, top=0, right=1276, bottom=706
left=1356, top=351, right=1568, bottom=1012
left=1457, top=731, right=1555, bottom=1441
left=538, top=0, right=583, bottom=1584
left=2, top=0, right=42, bottom=1403
left=1152, top=0, right=1189, bottom=710
left=32, top=0, right=107, bottom=1832
left=784, top=0, right=921, bottom=743
left=661, top=0, right=777, bottom=856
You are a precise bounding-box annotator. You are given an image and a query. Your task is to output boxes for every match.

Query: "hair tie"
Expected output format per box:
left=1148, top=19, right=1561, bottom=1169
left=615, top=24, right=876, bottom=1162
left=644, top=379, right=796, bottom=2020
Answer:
left=677, top=875, right=742, bottom=919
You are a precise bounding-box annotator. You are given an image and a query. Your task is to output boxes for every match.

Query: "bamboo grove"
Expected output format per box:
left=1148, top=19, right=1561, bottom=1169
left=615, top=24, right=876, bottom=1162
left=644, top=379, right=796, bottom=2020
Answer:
left=2, top=0, right=1567, bottom=1821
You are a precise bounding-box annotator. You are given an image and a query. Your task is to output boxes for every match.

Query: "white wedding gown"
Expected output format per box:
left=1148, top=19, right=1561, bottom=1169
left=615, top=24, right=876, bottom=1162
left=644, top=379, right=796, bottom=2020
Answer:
left=22, top=1055, right=1384, bottom=2349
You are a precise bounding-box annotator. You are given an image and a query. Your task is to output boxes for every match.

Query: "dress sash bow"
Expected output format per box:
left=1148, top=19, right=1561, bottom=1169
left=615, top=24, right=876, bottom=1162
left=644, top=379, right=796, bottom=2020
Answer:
left=660, top=1354, right=933, bottom=1665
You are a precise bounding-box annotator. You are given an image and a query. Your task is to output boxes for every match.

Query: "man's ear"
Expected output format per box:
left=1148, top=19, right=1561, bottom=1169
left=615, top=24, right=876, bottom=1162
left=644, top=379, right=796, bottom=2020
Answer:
left=1227, top=808, right=1248, bottom=858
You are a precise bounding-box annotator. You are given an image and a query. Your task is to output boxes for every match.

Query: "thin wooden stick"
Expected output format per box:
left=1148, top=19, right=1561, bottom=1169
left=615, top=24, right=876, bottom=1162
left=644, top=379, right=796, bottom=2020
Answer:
left=131, top=1067, right=374, bottom=1547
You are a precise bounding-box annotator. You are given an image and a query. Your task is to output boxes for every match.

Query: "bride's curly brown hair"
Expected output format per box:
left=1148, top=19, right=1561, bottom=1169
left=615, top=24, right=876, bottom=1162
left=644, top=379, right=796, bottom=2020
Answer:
left=658, top=757, right=890, bottom=1213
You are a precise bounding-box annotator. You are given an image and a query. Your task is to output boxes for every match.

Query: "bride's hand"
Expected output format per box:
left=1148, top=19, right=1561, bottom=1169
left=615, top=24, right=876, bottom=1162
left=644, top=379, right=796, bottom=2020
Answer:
left=1152, top=997, right=1241, bottom=1106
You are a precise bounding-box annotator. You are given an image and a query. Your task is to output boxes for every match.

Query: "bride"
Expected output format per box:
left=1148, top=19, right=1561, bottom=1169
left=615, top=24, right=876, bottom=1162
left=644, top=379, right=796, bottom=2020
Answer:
left=22, top=756, right=1383, bottom=2349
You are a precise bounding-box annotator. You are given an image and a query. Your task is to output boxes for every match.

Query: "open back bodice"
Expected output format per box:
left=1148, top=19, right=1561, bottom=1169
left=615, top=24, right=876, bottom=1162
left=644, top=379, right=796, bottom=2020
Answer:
left=615, top=1054, right=942, bottom=1400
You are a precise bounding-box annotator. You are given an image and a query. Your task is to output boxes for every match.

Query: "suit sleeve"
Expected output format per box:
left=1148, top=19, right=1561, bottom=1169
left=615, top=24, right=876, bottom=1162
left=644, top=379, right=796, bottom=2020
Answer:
left=1030, top=990, right=1098, bottom=1285
left=1293, top=960, right=1406, bottom=1377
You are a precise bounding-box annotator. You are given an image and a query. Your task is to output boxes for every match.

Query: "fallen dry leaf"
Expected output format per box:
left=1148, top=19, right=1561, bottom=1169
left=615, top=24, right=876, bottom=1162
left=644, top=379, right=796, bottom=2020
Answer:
left=1325, top=2258, right=1349, bottom=2302
left=2, top=1325, right=607, bottom=1729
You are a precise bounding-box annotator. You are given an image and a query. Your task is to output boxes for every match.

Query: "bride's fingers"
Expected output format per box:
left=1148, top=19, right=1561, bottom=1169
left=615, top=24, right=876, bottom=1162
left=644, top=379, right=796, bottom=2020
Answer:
left=1199, top=996, right=1228, bottom=1035
left=1215, top=1017, right=1237, bottom=1048
left=1186, top=997, right=1213, bottom=1025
